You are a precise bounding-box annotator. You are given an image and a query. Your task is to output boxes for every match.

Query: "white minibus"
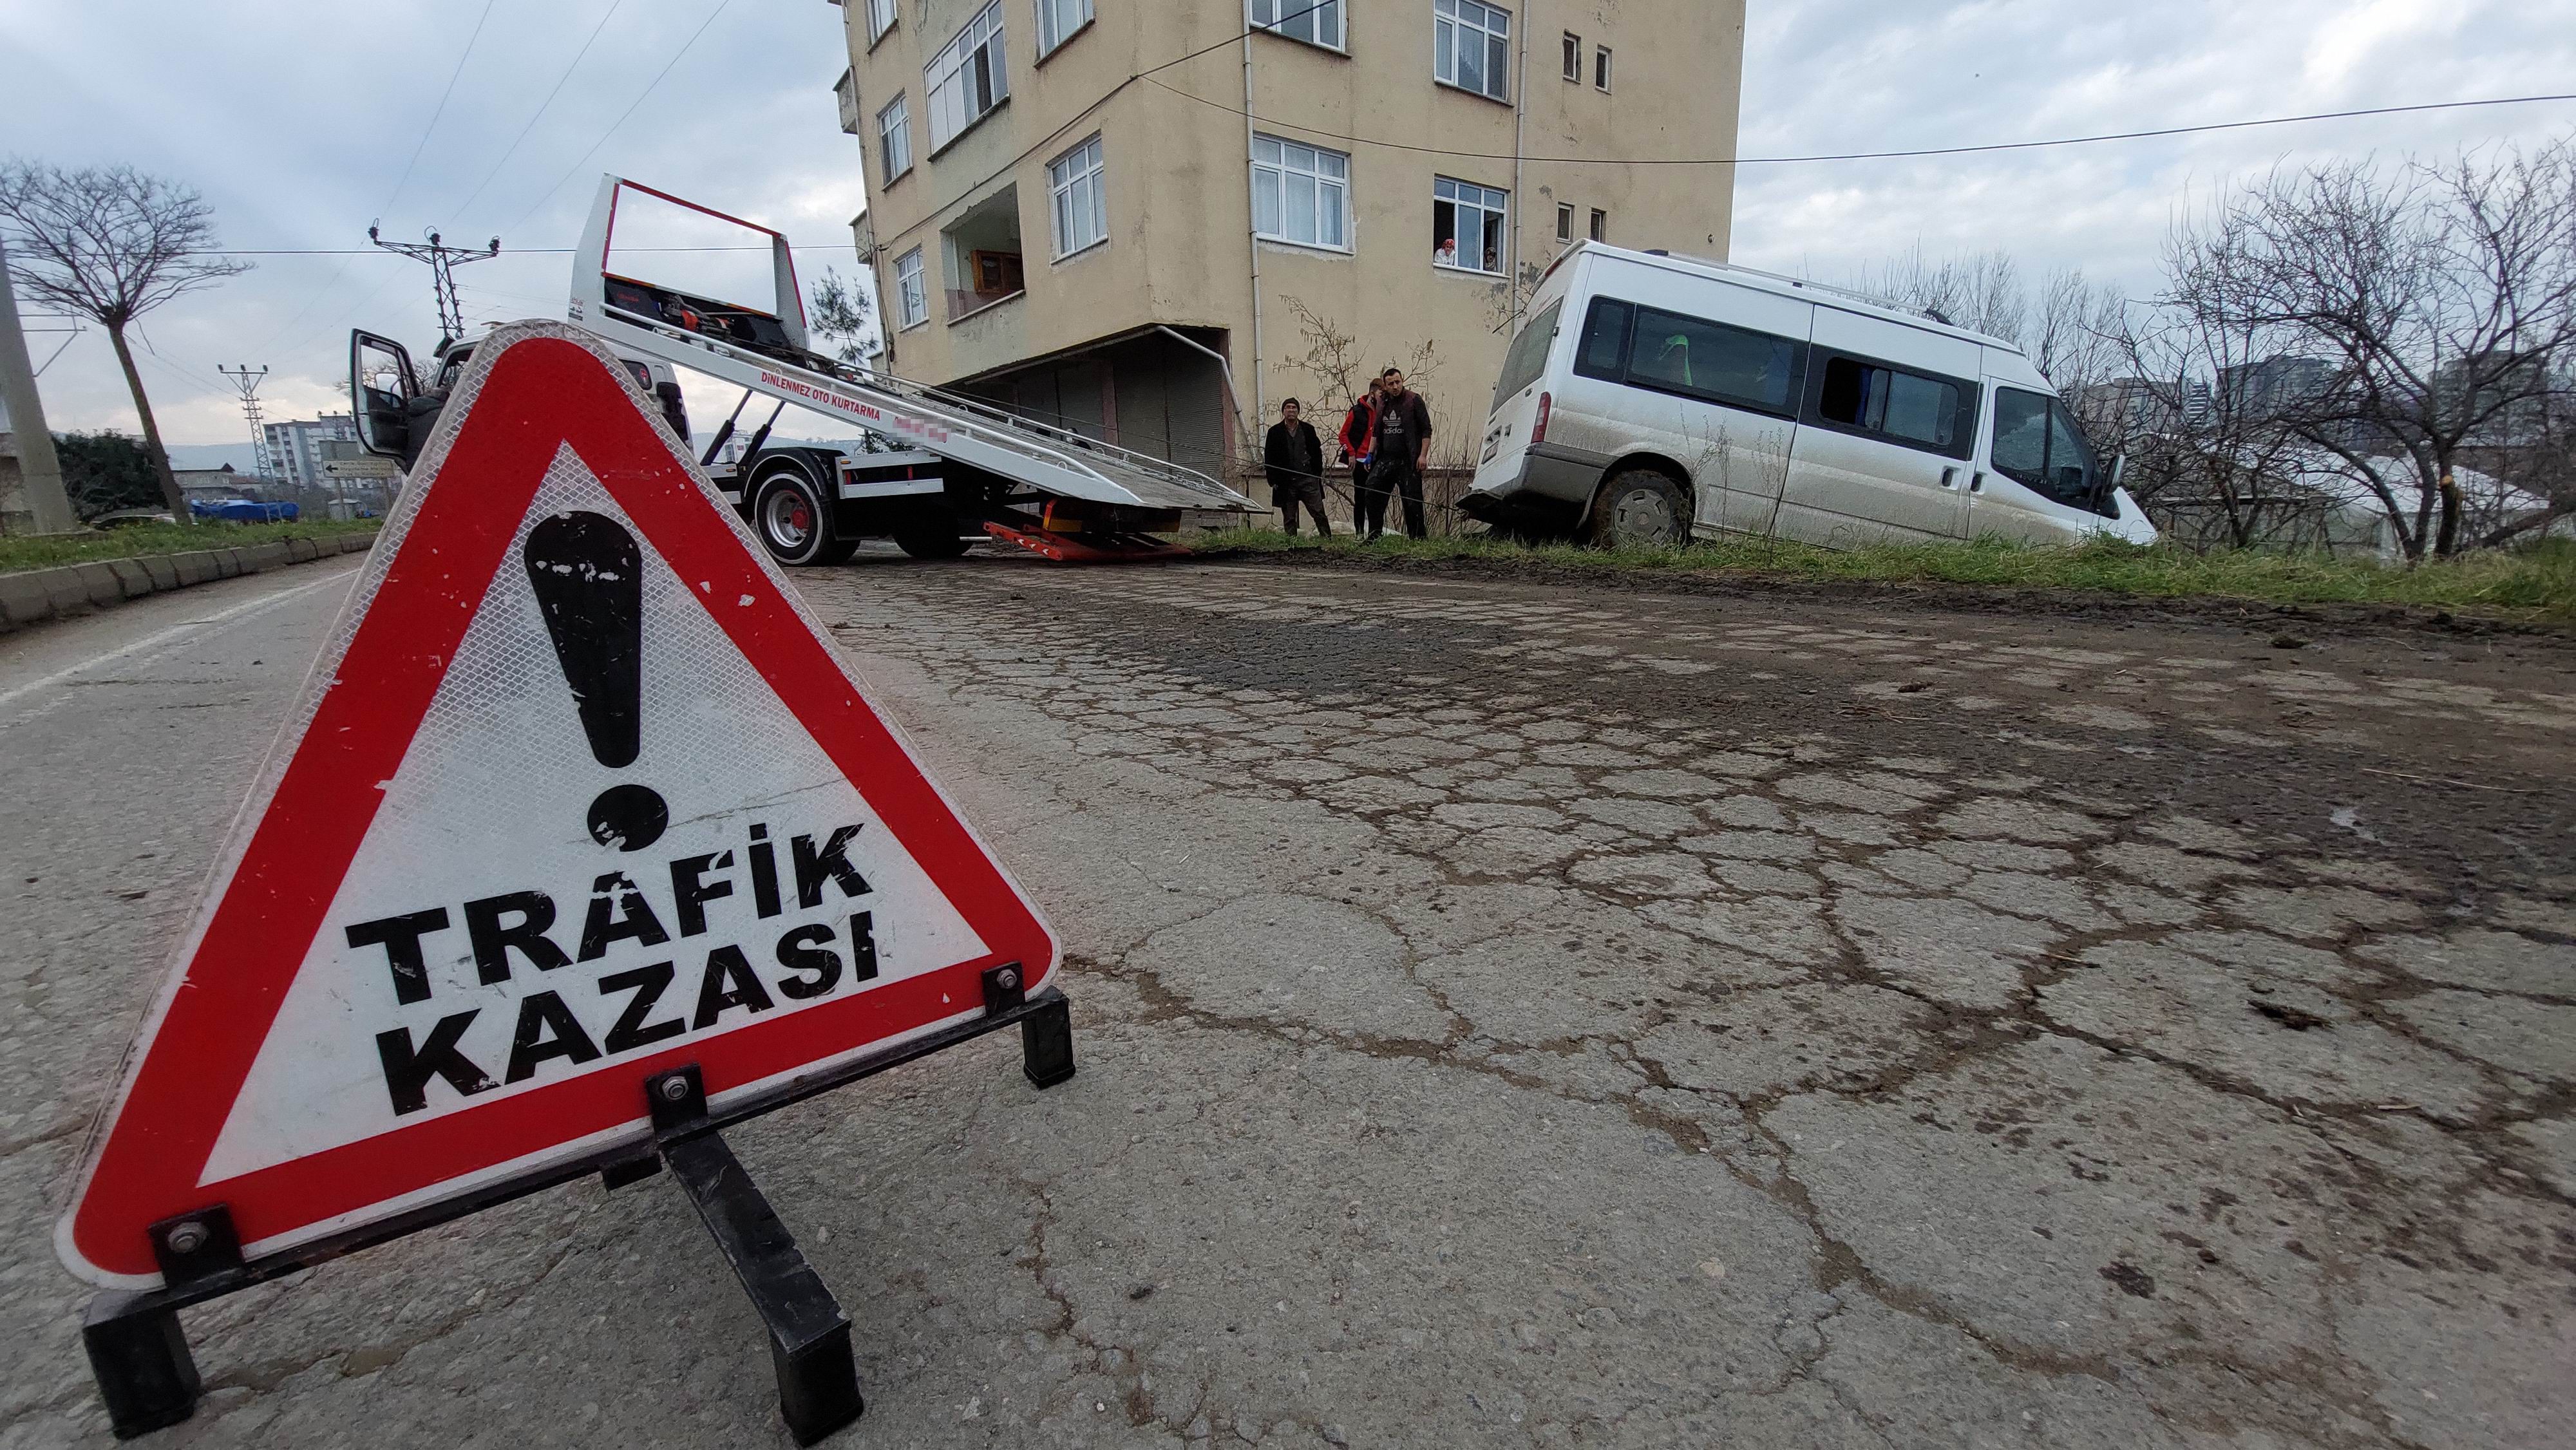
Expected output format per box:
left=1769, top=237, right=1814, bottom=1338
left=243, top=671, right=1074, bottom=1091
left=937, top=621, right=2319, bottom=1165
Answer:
left=1464, top=243, right=2157, bottom=550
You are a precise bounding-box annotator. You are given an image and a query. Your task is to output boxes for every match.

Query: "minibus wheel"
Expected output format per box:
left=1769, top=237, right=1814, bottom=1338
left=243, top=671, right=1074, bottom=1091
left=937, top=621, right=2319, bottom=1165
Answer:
left=1588, top=470, right=1688, bottom=549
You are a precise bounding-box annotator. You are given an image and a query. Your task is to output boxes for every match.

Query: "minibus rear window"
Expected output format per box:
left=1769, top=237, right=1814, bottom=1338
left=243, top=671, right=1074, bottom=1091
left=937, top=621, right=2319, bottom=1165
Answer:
left=1492, top=299, right=1564, bottom=412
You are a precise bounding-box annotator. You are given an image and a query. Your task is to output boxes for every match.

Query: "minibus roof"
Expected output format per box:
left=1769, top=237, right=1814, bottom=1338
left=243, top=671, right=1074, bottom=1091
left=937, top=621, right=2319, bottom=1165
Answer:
left=1561, top=241, right=2034, bottom=361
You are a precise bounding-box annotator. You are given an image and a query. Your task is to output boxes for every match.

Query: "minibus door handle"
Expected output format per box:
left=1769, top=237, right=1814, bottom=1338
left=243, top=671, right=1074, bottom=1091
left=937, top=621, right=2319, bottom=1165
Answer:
left=1940, top=467, right=1959, bottom=490
left=1968, top=471, right=1985, bottom=494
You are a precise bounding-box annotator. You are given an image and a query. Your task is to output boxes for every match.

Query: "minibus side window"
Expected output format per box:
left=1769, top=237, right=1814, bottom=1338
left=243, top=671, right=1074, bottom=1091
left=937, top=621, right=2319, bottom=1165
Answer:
left=1575, top=297, right=1633, bottom=381
left=1627, top=306, right=1802, bottom=415
left=1812, top=353, right=1975, bottom=458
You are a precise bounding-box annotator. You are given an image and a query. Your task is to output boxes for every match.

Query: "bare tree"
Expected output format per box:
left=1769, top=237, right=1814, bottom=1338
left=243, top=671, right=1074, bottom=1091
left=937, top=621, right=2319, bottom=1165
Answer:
left=2165, top=139, right=2576, bottom=559
left=0, top=162, right=250, bottom=523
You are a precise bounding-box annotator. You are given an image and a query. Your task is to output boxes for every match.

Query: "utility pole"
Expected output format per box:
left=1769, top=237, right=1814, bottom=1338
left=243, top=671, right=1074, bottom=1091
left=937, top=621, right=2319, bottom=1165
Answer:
left=216, top=364, right=272, bottom=480
left=369, top=225, right=499, bottom=345
left=0, top=239, right=78, bottom=534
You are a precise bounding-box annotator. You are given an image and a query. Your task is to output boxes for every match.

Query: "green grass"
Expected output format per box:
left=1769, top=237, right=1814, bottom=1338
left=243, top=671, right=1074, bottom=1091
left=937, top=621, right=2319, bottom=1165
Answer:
left=0, top=518, right=381, bottom=575
left=1200, top=529, right=2576, bottom=621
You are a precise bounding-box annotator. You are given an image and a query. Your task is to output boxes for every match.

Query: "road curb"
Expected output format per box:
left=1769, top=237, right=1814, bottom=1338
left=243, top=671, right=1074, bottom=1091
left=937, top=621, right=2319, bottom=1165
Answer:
left=0, top=531, right=378, bottom=634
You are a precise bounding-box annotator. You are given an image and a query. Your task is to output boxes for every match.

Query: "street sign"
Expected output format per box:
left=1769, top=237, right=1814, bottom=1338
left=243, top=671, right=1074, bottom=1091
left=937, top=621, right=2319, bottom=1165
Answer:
left=321, top=455, right=400, bottom=480
left=56, top=322, right=1059, bottom=1289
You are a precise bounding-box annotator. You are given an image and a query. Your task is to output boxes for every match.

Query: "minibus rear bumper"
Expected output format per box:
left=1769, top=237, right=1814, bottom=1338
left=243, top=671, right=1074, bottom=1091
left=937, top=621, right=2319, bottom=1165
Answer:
left=1461, top=443, right=1604, bottom=532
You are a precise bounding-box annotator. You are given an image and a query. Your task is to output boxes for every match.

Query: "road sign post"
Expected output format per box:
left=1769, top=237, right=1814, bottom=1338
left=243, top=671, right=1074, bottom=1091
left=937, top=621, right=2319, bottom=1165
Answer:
left=61, top=323, right=1070, bottom=1442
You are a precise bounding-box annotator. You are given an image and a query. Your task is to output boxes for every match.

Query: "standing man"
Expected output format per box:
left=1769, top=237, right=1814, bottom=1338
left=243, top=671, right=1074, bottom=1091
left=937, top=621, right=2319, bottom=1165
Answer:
left=1370, top=367, right=1435, bottom=541
left=1264, top=398, right=1331, bottom=537
left=1339, top=376, right=1383, bottom=540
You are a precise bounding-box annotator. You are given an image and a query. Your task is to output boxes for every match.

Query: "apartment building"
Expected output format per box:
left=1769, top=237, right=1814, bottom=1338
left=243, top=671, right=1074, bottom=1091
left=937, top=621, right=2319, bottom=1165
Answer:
left=834, top=0, right=1743, bottom=478
left=260, top=414, right=359, bottom=491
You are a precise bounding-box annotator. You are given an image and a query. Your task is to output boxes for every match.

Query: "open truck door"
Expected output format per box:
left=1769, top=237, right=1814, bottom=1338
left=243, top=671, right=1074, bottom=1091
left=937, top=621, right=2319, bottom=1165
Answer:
left=350, top=330, right=421, bottom=462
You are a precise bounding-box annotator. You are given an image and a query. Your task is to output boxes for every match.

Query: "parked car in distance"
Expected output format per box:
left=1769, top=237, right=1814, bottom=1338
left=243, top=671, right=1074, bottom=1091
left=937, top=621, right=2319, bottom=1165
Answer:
left=188, top=497, right=299, bottom=523
left=90, top=509, right=177, bottom=529
left=1466, top=241, right=2157, bottom=551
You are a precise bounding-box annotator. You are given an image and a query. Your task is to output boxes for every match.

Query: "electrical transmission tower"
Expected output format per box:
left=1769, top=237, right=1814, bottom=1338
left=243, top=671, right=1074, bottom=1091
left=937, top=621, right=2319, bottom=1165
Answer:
left=216, top=364, right=271, bottom=478
left=368, top=225, right=500, bottom=344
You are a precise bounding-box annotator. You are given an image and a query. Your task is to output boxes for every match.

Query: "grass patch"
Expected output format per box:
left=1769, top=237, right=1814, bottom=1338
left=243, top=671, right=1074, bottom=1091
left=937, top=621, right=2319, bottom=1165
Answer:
left=1200, top=529, right=2576, bottom=621
left=0, top=518, right=381, bottom=575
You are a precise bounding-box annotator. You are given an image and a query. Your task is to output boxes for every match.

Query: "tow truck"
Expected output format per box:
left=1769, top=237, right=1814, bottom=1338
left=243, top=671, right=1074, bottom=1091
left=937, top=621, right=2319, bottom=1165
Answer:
left=350, top=176, right=1253, bottom=563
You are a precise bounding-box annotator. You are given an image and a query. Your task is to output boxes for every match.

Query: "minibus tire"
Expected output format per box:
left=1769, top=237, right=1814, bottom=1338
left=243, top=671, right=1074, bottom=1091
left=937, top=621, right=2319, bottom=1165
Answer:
left=1588, top=470, right=1689, bottom=549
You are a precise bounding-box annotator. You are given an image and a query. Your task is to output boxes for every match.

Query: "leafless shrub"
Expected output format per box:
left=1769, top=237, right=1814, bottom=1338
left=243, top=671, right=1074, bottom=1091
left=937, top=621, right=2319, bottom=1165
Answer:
left=2163, top=137, right=2576, bottom=559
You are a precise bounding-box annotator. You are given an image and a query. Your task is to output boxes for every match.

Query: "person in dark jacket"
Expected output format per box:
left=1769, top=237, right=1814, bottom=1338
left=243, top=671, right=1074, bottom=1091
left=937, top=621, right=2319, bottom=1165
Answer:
left=1264, top=399, right=1331, bottom=536
left=1339, top=378, right=1385, bottom=538
left=1370, top=368, right=1435, bottom=540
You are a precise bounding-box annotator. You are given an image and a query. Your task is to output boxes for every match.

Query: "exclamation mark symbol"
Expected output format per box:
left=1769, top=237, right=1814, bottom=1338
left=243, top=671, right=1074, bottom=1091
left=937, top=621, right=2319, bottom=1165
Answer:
left=524, top=511, right=668, bottom=852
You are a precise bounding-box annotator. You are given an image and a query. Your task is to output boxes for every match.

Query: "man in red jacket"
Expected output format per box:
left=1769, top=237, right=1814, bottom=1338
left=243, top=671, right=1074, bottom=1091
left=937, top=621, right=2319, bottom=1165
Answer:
left=1370, top=368, right=1434, bottom=541
left=1338, top=377, right=1385, bottom=540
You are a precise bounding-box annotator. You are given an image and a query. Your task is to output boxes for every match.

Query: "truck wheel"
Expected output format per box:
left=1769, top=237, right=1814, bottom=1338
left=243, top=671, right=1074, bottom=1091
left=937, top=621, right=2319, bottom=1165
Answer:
left=751, top=467, right=855, bottom=566
left=1587, top=470, right=1689, bottom=549
left=893, top=504, right=972, bottom=560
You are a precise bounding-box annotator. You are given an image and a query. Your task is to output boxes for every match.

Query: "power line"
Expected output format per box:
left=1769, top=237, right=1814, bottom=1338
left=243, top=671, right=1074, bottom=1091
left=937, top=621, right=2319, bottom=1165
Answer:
left=1138, top=84, right=2576, bottom=166
left=254, top=6, right=504, bottom=362
left=382, top=0, right=505, bottom=216
left=502, top=0, right=736, bottom=234
left=446, top=0, right=630, bottom=227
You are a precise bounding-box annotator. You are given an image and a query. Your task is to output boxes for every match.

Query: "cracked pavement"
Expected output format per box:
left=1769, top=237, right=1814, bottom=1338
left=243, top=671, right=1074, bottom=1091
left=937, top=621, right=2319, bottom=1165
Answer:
left=3, top=553, right=2571, bottom=1447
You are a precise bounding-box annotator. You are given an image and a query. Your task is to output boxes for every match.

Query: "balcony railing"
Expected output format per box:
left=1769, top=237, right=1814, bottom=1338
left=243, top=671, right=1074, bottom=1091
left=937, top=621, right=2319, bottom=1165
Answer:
left=945, top=287, right=1025, bottom=323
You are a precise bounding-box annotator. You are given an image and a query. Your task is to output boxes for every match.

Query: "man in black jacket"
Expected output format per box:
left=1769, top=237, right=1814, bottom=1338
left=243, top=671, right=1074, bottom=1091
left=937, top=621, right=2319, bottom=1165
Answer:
left=1264, top=398, right=1331, bottom=536
left=1370, top=369, right=1434, bottom=540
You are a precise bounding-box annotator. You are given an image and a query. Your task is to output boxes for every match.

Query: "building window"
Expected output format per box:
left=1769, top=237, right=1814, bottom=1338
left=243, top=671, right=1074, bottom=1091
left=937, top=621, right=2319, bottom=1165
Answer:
left=1595, top=45, right=1613, bottom=91
left=1562, top=32, right=1581, bottom=80
left=1435, top=0, right=1511, bottom=102
left=1589, top=208, right=1607, bottom=242
left=1556, top=203, right=1573, bottom=243
left=1251, top=134, right=1350, bottom=250
left=1434, top=176, right=1507, bottom=274
left=877, top=94, right=913, bottom=183
left=895, top=247, right=927, bottom=330
left=1249, top=0, right=1344, bottom=50
left=1048, top=135, right=1108, bottom=257
left=865, top=0, right=896, bottom=44
left=925, top=1, right=1009, bottom=153
left=1036, top=0, right=1092, bottom=57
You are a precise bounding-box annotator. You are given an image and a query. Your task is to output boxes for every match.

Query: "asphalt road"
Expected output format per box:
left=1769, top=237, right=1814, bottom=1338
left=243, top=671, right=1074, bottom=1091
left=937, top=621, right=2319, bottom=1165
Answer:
left=3, top=551, right=2571, bottom=1449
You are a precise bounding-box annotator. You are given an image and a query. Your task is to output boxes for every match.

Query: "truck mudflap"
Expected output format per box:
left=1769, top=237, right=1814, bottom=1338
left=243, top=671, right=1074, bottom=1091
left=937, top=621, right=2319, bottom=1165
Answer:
left=981, top=501, right=1191, bottom=563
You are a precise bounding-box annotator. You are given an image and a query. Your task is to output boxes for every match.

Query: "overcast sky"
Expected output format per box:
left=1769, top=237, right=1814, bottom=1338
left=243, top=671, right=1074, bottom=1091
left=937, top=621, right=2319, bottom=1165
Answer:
left=5, top=0, right=2573, bottom=455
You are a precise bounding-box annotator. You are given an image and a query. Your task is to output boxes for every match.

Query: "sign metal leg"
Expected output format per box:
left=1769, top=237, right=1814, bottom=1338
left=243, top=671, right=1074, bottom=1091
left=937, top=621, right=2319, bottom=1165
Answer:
left=648, top=1065, right=863, bottom=1446
left=81, top=1294, right=201, bottom=1440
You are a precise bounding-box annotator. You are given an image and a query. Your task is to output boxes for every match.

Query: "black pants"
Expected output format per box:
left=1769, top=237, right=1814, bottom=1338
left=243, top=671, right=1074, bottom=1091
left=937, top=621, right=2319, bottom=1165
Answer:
left=1374, top=457, right=1428, bottom=539
left=1273, top=478, right=1331, bottom=536
left=1350, top=460, right=1388, bottom=536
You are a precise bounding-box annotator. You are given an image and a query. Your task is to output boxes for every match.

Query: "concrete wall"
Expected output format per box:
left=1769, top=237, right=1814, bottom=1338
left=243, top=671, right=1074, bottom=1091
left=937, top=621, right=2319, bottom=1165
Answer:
left=844, top=1, right=1742, bottom=476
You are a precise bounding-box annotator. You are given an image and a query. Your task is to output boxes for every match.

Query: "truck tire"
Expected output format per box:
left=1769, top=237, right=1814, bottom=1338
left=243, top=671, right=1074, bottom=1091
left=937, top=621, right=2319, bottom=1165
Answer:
left=1586, top=469, right=1689, bottom=550
left=893, top=503, right=973, bottom=560
left=750, top=465, right=857, bottom=566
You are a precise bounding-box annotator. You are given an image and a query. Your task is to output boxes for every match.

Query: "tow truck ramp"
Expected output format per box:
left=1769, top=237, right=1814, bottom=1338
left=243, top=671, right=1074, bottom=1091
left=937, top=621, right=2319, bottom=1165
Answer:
left=567, top=177, right=1251, bottom=560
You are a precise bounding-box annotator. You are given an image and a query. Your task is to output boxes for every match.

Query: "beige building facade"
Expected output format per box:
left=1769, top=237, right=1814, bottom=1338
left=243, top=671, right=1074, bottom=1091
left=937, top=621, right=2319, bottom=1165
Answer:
left=837, top=0, right=1743, bottom=480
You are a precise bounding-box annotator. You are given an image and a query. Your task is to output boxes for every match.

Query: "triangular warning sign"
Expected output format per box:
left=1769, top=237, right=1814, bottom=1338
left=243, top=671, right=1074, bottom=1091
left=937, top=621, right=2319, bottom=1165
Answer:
left=57, top=324, right=1057, bottom=1287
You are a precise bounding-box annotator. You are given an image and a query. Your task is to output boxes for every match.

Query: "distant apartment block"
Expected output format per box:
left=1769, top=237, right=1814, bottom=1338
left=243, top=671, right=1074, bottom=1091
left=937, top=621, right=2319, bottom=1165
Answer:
left=261, top=414, right=359, bottom=491
left=832, top=0, right=1744, bottom=475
